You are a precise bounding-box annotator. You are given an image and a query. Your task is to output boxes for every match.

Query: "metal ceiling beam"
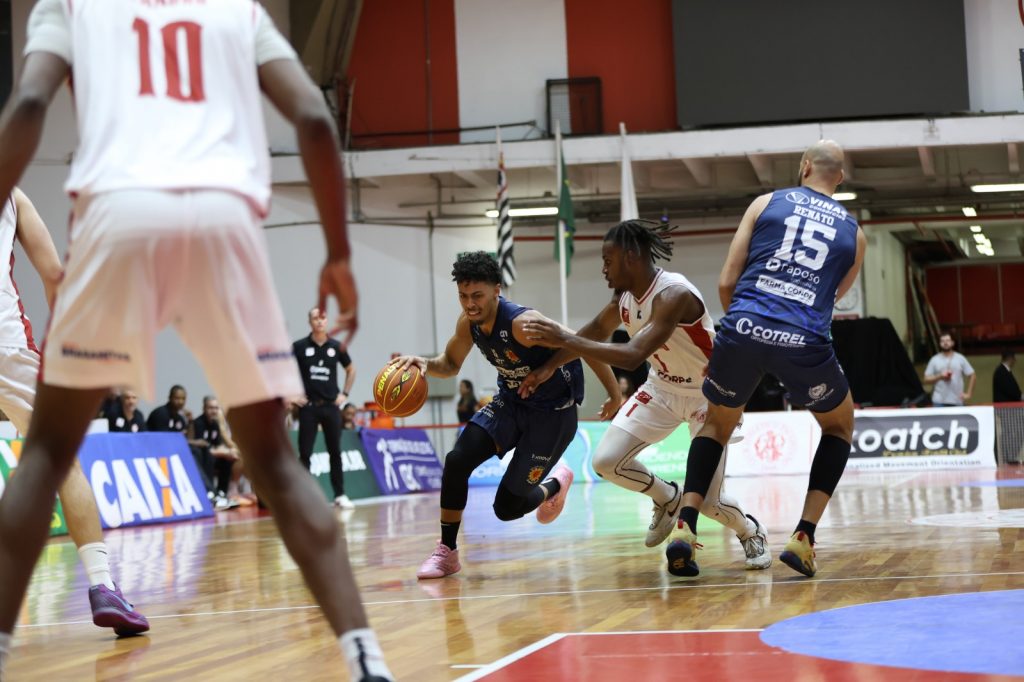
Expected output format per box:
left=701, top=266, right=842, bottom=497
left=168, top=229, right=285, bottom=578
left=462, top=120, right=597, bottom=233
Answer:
left=918, top=146, right=936, bottom=177
left=682, top=158, right=712, bottom=187
left=747, top=154, right=773, bottom=186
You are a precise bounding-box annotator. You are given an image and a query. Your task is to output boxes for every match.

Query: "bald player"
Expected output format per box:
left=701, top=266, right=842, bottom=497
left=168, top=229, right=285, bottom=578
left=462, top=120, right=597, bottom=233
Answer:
left=669, top=140, right=866, bottom=578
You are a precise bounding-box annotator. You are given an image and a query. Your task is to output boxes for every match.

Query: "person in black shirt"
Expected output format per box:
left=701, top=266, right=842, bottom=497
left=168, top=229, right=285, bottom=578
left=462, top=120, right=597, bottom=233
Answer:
left=107, top=390, right=146, bottom=433
left=190, top=396, right=240, bottom=509
left=293, top=307, right=356, bottom=509
left=456, top=379, right=478, bottom=424
left=994, top=350, right=1022, bottom=403
left=146, top=385, right=190, bottom=433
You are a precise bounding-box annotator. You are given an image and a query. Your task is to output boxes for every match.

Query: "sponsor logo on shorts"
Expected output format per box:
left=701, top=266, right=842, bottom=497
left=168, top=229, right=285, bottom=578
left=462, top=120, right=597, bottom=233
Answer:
left=785, top=191, right=810, bottom=205
left=705, top=377, right=737, bottom=398
left=808, top=383, right=827, bottom=400
left=755, top=275, right=817, bottom=306
left=735, top=317, right=807, bottom=348
left=61, top=345, right=130, bottom=362
left=531, top=453, right=552, bottom=462
left=257, top=348, right=293, bottom=362
left=634, top=390, right=653, bottom=405
left=851, top=414, right=979, bottom=457
left=526, top=465, right=545, bottom=484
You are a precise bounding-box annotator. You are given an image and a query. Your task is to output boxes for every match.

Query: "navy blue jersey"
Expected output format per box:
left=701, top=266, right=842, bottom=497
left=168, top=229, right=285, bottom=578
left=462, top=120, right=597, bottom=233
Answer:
left=727, top=187, right=859, bottom=341
left=471, top=297, right=584, bottom=410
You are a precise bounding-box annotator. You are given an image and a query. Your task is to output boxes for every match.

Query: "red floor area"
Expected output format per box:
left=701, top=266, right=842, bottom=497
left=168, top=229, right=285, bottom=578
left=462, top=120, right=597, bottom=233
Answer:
left=473, top=631, right=1015, bottom=681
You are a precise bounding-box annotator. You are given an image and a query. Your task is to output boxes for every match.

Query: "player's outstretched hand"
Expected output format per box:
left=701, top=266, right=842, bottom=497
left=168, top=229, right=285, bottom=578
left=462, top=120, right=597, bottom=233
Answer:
left=596, top=395, right=622, bottom=421
left=517, top=365, right=555, bottom=399
left=319, top=257, right=359, bottom=347
left=522, top=318, right=569, bottom=347
left=392, top=355, right=427, bottom=372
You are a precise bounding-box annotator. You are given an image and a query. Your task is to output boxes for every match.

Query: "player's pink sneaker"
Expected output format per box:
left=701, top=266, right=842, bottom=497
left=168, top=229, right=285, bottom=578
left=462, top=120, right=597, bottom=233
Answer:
left=536, top=464, right=574, bottom=524
left=416, top=541, right=461, bottom=579
left=89, top=584, right=150, bottom=636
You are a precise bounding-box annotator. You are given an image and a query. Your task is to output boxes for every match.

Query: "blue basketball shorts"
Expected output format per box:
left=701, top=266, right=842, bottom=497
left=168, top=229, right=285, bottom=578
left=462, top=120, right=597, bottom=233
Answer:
left=703, top=313, right=849, bottom=413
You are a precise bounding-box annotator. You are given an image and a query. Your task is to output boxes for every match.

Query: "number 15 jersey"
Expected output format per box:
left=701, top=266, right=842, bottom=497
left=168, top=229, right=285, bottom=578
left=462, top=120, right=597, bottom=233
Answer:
left=25, top=0, right=297, bottom=216
left=727, top=186, right=859, bottom=341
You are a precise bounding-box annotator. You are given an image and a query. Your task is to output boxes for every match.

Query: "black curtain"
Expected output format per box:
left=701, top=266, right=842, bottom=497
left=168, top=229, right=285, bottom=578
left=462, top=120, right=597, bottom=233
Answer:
left=832, top=317, right=925, bottom=407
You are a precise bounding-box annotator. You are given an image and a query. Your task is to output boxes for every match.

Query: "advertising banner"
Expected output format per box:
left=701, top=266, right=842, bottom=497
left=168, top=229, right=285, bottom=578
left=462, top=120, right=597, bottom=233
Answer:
left=0, top=439, right=67, bottom=536
left=360, top=428, right=443, bottom=495
left=292, top=430, right=382, bottom=501
left=77, top=433, right=214, bottom=529
left=726, top=407, right=997, bottom=476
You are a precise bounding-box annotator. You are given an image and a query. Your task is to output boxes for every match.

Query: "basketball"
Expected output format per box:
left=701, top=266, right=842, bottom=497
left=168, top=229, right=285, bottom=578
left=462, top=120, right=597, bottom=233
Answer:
left=373, top=361, right=428, bottom=417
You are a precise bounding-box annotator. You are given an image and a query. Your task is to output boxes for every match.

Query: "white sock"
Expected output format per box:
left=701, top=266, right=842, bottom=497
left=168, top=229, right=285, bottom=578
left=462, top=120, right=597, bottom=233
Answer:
left=0, top=631, right=12, bottom=673
left=339, top=628, right=393, bottom=681
left=649, top=477, right=678, bottom=507
left=77, top=542, right=116, bottom=589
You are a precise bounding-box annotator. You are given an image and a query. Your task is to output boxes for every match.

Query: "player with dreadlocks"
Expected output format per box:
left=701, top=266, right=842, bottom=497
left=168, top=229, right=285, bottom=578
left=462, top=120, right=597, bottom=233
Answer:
left=520, top=219, right=770, bottom=576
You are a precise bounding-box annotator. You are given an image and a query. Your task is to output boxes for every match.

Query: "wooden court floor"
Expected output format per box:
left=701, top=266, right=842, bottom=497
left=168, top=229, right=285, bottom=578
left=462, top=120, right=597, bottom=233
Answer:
left=7, top=467, right=1024, bottom=680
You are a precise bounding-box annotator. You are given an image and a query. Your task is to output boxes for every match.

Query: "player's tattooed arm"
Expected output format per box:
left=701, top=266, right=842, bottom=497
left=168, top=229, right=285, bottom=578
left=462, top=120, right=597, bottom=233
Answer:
left=719, top=193, right=771, bottom=311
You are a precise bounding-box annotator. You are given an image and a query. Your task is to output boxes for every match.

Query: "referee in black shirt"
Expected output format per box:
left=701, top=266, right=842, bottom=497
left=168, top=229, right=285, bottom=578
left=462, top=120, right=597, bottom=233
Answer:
left=293, top=306, right=357, bottom=509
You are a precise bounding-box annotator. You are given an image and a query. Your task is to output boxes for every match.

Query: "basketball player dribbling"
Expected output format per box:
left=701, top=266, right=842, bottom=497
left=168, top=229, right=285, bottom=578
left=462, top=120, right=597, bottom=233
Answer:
left=0, top=188, right=147, bottom=634
left=520, top=220, right=771, bottom=577
left=674, top=140, right=866, bottom=578
left=393, top=251, right=621, bottom=579
left=0, top=2, right=391, bottom=679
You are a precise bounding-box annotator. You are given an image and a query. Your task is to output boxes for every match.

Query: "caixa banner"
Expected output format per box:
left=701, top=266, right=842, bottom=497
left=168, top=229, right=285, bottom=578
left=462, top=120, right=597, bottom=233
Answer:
left=78, top=433, right=214, bottom=528
left=360, top=428, right=443, bottom=495
left=727, top=407, right=996, bottom=476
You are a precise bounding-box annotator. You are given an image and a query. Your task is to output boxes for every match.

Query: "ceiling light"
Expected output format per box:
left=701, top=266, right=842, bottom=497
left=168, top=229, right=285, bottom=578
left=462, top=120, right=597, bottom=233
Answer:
left=832, top=192, right=857, bottom=201
left=970, top=183, right=1024, bottom=193
left=973, top=233, right=986, bottom=243
left=962, top=207, right=977, bottom=217
left=970, top=225, right=982, bottom=233
left=485, top=206, right=559, bottom=218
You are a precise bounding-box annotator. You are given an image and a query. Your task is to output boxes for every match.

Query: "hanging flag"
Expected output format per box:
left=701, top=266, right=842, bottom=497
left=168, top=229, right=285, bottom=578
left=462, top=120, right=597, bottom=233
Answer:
left=554, top=125, right=575, bottom=277
left=619, top=122, right=638, bottom=221
left=495, top=128, right=515, bottom=286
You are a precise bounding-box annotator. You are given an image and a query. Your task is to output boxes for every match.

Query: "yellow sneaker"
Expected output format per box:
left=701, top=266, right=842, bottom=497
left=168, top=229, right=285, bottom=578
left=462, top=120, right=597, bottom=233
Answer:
left=779, top=531, right=816, bottom=577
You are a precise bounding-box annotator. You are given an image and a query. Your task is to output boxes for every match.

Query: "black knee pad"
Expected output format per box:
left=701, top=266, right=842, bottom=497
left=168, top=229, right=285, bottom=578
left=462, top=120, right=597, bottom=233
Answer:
left=682, top=436, right=725, bottom=497
left=492, top=485, right=528, bottom=522
left=808, top=434, right=850, bottom=496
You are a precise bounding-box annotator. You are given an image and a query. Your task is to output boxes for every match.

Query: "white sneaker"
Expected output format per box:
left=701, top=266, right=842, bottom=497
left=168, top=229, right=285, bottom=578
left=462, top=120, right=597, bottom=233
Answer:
left=739, top=514, right=771, bottom=569
left=645, top=482, right=682, bottom=547
left=334, top=494, right=356, bottom=510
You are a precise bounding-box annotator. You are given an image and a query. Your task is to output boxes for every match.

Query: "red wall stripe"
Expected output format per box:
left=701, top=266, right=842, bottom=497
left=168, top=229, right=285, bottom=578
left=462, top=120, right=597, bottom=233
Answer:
left=564, top=0, right=677, bottom=134
left=346, top=0, right=459, bottom=148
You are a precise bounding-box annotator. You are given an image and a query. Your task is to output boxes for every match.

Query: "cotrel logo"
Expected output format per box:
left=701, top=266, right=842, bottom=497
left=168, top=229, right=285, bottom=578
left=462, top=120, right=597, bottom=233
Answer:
left=89, top=454, right=205, bottom=528
left=851, top=414, right=978, bottom=457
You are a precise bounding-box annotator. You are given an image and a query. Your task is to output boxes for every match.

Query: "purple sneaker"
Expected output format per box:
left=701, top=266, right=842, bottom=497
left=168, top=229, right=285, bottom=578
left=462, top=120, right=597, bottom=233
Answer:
left=89, top=584, right=150, bottom=636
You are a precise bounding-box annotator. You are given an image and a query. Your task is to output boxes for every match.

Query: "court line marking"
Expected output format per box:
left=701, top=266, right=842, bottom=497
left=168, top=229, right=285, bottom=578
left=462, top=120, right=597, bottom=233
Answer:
left=452, top=630, right=766, bottom=681
left=454, top=633, right=566, bottom=682
left=18, top=570, right=1024, bottom=630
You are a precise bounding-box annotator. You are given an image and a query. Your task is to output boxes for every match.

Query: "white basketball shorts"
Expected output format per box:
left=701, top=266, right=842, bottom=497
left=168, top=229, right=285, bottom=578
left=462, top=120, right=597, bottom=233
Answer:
left=42, top=190, right=302, bottom=408
left=613, top=380, right=744, bottom=445
left=0, top=346, right=39, bottom=434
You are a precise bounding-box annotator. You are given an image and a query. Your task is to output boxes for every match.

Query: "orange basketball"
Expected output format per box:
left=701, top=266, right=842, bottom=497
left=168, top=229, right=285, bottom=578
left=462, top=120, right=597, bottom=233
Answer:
left=373, top=362, right=428, bottom=418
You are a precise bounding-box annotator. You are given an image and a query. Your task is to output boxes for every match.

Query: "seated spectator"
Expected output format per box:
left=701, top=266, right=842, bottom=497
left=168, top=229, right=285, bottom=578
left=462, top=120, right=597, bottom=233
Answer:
left=108, top=390, right=146, bottom=433
left=341, top=403, right=359, bottom=431
left=617, top=375, right=636, bottom=400
left=456, top=379, right=478, bottom=423
left=147, top=385, right=190, bottom=433
left=190, top=396, right=240, bottom=510
left=98, top=388, right=121, bottom=421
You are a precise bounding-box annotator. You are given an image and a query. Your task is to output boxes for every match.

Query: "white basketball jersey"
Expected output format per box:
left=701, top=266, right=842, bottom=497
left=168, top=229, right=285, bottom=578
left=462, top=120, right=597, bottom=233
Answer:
left=56, top=0, right=277, bottom=213
left=0, top=197, right=36, bottom=351
left=619, top=269, right=714, bottom=394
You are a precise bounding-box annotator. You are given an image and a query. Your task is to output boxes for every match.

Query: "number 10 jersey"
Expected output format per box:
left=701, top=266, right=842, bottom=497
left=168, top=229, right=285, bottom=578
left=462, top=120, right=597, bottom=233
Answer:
left=25, top=0, right=297, bottom=216
left=727, top=186, right=859, bottom=341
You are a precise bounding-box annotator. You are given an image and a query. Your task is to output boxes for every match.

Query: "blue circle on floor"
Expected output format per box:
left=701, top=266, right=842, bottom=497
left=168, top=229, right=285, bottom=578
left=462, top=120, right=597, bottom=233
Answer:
left=961, top=479, right=1024, bottom=487
left=761, top=590, right=1024, bottom=675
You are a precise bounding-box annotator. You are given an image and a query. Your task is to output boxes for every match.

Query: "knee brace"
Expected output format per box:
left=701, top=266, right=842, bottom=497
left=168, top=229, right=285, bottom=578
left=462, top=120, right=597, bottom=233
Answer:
left=439, top=425, right=495, bottom=510
left=808, top=434, right=850, bottom=496
left=492, top=484, right=529, bottom=522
